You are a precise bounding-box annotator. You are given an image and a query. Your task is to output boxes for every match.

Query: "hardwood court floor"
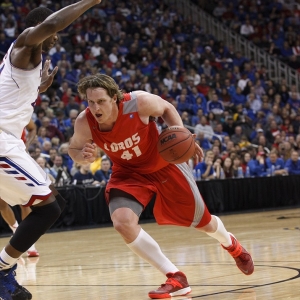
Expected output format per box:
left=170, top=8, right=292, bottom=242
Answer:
left=1, top=208, right=299, bottom=299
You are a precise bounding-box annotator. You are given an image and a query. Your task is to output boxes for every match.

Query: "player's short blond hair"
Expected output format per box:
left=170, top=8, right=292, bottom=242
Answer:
left=77, top=74, right=123, bottom=103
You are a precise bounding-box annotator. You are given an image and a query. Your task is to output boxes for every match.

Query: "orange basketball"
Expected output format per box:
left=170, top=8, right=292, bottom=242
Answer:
left=157, top=126, right=195, bottom=164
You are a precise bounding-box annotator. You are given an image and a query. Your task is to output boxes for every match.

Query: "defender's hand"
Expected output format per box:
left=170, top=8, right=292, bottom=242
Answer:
left=39, top=60, right=58, bottom=93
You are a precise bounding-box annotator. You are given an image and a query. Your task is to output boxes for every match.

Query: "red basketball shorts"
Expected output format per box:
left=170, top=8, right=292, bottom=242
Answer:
left=106, top=163, right=211, bottom=228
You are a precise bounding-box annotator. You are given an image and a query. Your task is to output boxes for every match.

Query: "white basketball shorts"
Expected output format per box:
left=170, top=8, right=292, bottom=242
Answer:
left=0, top=130, right=52, bottom=206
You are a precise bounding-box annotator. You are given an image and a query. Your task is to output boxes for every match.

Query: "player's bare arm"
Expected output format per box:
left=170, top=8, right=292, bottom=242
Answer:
left=136, top=91, right=204, bottom=162
left=135, top=91, right=184, bottom=127
left=11, top=0, right=102, bottom=69
left=68, top=111, right=96, bottom=164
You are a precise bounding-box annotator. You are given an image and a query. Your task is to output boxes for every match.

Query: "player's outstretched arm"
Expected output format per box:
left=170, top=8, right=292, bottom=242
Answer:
left=23, top=0, right=102, bottom=47
left=68, top=111, right=97, bottom=164
left=136, top=91, right=204, bottom=162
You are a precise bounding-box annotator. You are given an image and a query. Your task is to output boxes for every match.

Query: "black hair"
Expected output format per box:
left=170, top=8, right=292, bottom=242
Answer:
left=25, top=7, right=53, bottom=28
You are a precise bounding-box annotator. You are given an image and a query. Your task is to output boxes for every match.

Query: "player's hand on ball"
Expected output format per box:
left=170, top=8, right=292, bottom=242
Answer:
left=82, top=140, right=97, bottom=163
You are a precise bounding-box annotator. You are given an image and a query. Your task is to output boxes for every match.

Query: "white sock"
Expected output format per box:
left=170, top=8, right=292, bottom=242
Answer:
left=9, top=221, right=19, bottom=234
left=127, top=229, right=179, bottom=275
left=0, top=248, right=19, bottom=270
left=206, top=216, right=232, bottom=247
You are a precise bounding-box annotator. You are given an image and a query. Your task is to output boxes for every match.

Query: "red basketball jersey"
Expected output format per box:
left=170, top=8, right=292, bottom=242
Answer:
left=86, top=92, right=169, bottom=174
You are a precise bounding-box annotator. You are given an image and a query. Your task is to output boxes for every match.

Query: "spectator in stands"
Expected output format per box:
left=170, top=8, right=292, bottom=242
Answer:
left=248, top=151, right=267, bottom=177
left=232, top=155, right=242, bottom=178
left=280, top=41, right=293, bottom=60
left=196, top=132, right=211, bottom=151
left=265, top=120, right=281, bottom=144
left=48, top=148, right=58, bottom=168
left=231, top=86, right=247, bottom=106
left=213, top=123, right=228, bottom=142
left=41, top=140, right=52, bottom=157
left=199, top=59, right=215, bottom=79
left=73, top=163, right=100, bottom=185
left=288, top=92, right=300, bottom=112
left=240, top=19, right=254, bottom=37
left=247, top=92, right=262, bottom=114
left=284, top=150, right=300, bottom=175
left=222, top=157, right=234, bottom=179
left=64, top=117, right=76, bottom=142
left=42, top=116, right=65, bottom=142
left=50, top=154, right=71, bottom=186
left=241, top=151, right=251, bottom=173
left=94, top=158, right=112, bottom=187
left=180, top=111, right=192, bottom=127
left=231, top=125, right=243, bottom=145
left=213, top=1, right=227, bottom=18
left=207, top=93, right=224, bottom=116
left=212, top=158, right=222, bottom=179
left=37, top=126, right=50, bottom=147
left=36, top=156, right=55, bottom=184
left=194, top=150, right=215, bottom=180
left=223, top=115, right=235, bottom=136
left=266, top=150, right=287, bottom=176
left=58, top=143, right=73, bottom=174
left=194, top=116, right=215, bottom=141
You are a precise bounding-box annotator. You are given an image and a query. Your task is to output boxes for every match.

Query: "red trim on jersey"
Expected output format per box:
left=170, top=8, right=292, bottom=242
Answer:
left=21, top=129, right=26, bottom=143
left=0, top=164, right=10, bottom=168
left=24, top=192, right=52, bottom=207
left=15, top=177, right=27, bottom=181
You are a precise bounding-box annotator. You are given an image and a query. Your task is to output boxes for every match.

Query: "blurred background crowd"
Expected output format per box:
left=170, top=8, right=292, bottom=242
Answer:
left=0, top=0, right=299, bottom=185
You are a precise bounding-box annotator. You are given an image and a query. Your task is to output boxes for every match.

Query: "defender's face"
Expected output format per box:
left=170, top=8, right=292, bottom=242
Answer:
left=42, top=34, right=58, bottom=52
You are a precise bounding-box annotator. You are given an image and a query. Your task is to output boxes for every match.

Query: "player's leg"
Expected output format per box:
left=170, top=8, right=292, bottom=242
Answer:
left=197, top=215, right=254, bottom=275
left=19, top=206, right=40, bottom=257
left=164, top=163, right=254, bottom=276
left=0, top=195, right=60, bottom=300
left=109, top=188, right=191, bottom=299
left=0, top=198, right=18, bottom=233
left=0, top=140, right=63, bottom=300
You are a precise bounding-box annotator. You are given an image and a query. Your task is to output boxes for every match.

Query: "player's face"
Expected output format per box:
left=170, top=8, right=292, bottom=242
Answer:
left=42, top=33, right=58, bottom=53
left=86, top=88, right=117, bottom=126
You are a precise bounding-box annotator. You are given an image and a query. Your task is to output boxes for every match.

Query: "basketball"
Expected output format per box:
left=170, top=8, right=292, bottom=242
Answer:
left=157, top=126, right=195, bottom=164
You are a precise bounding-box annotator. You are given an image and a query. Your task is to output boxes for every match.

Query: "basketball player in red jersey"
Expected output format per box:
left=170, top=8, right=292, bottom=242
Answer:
left=69, top=74, right=254, bottom=299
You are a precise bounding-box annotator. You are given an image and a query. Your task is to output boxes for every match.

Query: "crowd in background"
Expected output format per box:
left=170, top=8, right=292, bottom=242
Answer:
left=0, top=0, right=299, bottom=185
left=193, top=0, right=300, bottom=70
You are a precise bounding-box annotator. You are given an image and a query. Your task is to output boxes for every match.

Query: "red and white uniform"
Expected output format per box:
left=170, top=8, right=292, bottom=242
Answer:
left=0, top=42, right=52, bottom=206
left=86, top=92, right=211, bottom=228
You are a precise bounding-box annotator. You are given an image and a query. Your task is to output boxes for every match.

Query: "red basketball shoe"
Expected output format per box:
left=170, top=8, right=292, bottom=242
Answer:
left=27, top=250, right=39, bottom=258
left=222, top=233, right=254, bottom=275
left=148, top=271, right=191, bottom=299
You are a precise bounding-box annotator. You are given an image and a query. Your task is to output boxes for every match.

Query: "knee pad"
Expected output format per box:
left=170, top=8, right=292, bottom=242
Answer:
left=10, top=200, right=61, bottom=253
